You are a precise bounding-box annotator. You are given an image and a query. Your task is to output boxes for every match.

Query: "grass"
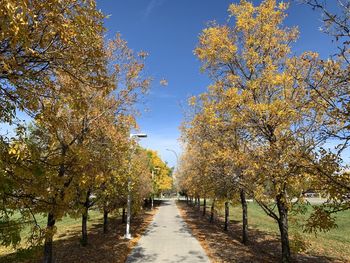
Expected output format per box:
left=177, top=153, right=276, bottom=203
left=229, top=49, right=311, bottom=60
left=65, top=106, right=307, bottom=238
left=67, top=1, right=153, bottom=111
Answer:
left=0, top=209, right=105, bottom=258
left=0, top=205, right=158, bottom=263
left=199, top=199, right=350, bottom=261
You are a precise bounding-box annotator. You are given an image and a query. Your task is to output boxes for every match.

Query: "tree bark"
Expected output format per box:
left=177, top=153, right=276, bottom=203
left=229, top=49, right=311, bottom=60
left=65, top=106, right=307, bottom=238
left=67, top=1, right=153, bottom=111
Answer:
left=103, top=209, right=108, bottom=234
left=43, top=147, right=67, bottom=263
left=240, top=189, right=248, bottom=245
left=224, top=201, right=229, bottom=231
left=203, top=198, right=206, bottom=216
left=81, top=191, right=91, bottom=246
left=210, top=199, right=215, bottom=223
left=43, top=212, right=56, bottom=263
left=277, top=195, right=291, bottom=263
left=81, top=211, right=88, bottom=246
left=122, top=208, right=126, bottom=223
left=197, top=196, right=200, bottom=211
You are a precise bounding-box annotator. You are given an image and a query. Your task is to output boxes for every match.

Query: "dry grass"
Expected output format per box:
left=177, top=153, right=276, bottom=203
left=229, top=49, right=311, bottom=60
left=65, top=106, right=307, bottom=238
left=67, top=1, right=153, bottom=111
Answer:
left=176, top=200, right=346, bottom=263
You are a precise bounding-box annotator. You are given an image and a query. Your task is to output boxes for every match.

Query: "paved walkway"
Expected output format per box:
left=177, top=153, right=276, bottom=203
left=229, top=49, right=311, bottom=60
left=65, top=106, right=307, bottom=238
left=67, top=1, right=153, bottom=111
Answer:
left=126, top=199, right=210, bottom=263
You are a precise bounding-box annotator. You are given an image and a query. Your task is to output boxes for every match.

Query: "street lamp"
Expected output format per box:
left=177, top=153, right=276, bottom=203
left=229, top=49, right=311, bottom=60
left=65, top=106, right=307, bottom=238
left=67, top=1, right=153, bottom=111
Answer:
left=166, top=148, right=179, bottom=164
left=125, top=133, right=147, bottom=239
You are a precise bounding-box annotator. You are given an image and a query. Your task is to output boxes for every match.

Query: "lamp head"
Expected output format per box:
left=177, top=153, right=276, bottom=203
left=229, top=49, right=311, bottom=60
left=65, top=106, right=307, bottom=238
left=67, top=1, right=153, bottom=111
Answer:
left=130, top=133, right=147, bottom=139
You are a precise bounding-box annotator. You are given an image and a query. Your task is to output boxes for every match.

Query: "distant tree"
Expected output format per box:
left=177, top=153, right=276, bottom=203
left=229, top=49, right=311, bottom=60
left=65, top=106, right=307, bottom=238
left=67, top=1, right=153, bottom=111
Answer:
left=147, top=149, right=173, bottom=197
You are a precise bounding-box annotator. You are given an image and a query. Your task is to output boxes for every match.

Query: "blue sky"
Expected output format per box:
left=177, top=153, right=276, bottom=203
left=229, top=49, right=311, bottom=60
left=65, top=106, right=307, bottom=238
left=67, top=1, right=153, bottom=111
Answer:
left=96, top=0, right=337, bottom=167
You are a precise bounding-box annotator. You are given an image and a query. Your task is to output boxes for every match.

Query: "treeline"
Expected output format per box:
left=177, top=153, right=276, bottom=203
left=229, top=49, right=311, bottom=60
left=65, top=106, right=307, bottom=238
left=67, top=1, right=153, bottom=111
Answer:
left=0, top=1, right=172, bottom=263
left=177, top=1, right=350, bottom=262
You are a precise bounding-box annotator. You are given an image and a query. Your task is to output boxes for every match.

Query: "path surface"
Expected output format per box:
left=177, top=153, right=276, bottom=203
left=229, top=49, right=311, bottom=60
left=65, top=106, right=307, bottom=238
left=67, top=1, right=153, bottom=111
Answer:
left=126, top=199, right=210, bottom=263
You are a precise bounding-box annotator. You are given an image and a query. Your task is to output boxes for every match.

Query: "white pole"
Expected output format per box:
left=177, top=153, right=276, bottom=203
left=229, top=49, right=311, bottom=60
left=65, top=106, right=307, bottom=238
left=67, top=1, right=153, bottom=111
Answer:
left=125, top=175, right=132, bottom=239
left=125, top=147, right=133, bottom=239
left=151, top=170, right=154, bottom=210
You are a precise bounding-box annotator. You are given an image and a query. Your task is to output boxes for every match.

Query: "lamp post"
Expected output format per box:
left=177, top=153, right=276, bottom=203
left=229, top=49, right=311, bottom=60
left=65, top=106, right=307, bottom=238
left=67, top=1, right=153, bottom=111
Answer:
left=166, top=148, right=179, bottom=164
left=125, top=133, right=147, bottom=239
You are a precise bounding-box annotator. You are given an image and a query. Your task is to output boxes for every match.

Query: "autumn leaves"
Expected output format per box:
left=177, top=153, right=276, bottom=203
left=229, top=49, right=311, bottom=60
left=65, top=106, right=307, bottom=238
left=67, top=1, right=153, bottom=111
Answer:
left=0, top=1, right=173, bottom=263
left=0, top=0, right=349, bottom=263
left=178, top=0, right=349, bottom=263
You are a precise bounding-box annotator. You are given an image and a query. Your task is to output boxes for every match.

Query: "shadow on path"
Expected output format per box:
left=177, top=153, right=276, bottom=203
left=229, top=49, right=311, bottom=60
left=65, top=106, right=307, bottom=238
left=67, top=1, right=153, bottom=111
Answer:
left=126, top=199, right=210, bottom=263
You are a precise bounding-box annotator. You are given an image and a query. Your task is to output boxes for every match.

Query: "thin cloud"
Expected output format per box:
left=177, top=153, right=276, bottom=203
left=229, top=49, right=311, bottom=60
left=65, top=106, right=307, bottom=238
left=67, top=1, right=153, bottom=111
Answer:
left=144, top=0, right=165, bottom=17
left=148, top=91, right=177, bottom=99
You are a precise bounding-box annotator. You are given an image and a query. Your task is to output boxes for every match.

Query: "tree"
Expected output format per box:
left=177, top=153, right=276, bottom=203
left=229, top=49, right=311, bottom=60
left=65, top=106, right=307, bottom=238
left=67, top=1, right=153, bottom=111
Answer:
left=147, top=149, right=173, bottom=198
left=1, top=31, right=151, bottom=262
left=129, top=148, right=152, bottom=213
left=180, top=89, right=251, bottom=240
left=192, top=0, right=337, bottom=261
left=302, top=0, right=350, bottom=214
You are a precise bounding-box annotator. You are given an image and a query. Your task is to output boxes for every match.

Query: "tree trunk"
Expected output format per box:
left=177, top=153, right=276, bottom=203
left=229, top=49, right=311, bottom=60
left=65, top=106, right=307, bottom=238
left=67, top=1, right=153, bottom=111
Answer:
left=240, top=189, right=248, bottom=245
left=122, top=208, right=126, bottom=223
left=81, top=211, right=88, bottom=246
left=224, top=201, right=229, bottom=231
left=203, top=198, right=206, bottom=216
left=210, top=199, right=215, bottom=223
left=277, top=195, right=291, bottom=263
left=103, top=209, right=108, bottom=234
left=194, top=196, right=197, bottom=207
left=186, top=195, right=189, bottom=204
left=43, top=212, right=56, bottom=263
left=197, top=196, right=200, bottom=211
left=43, top=148, right=67, bottom=263
left=81, top=191, right=91, bottom=246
